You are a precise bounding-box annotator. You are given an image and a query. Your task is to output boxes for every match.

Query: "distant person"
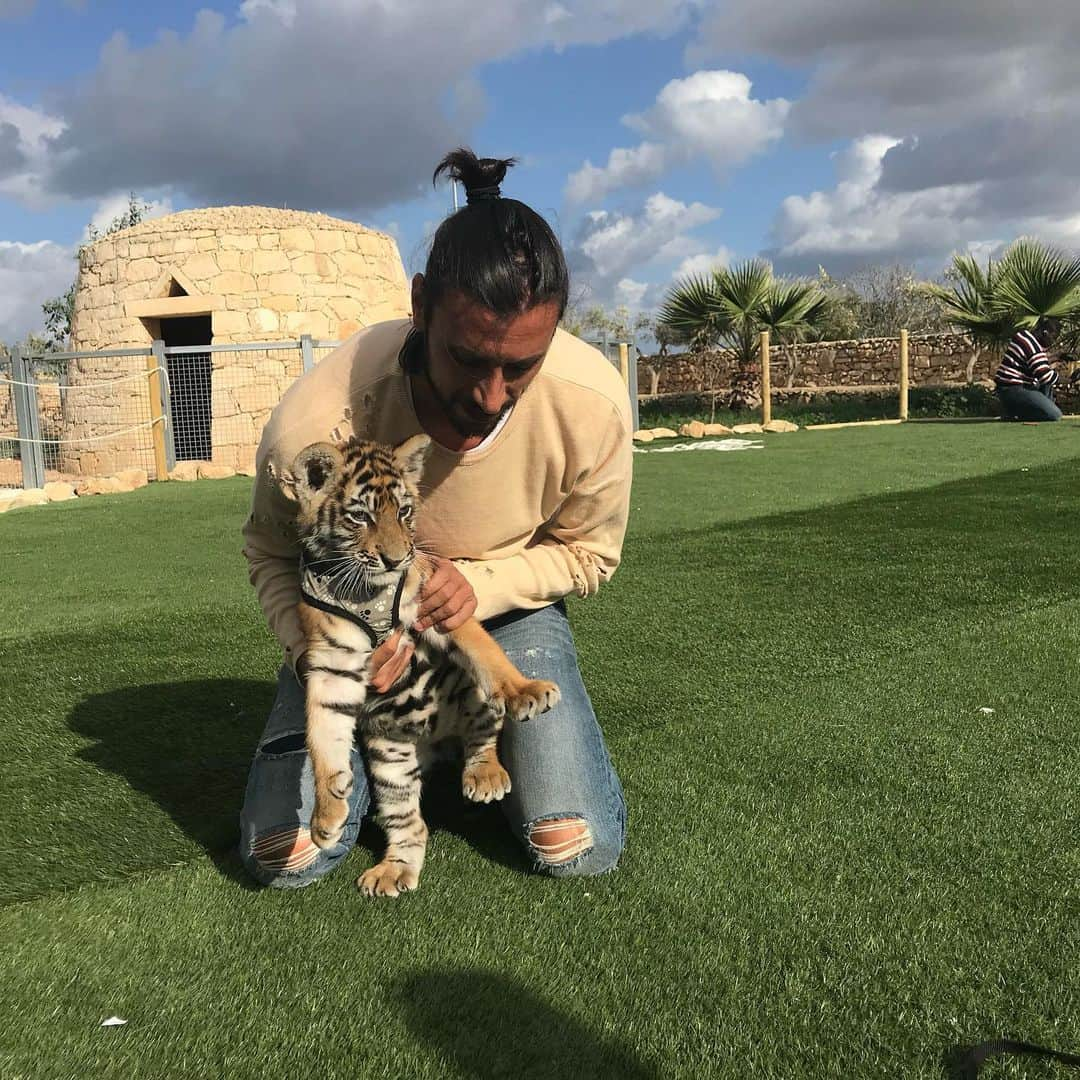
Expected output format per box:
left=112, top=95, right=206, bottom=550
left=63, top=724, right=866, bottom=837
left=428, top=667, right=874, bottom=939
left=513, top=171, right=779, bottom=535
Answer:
left=994, top=317, right=1064, bottom=422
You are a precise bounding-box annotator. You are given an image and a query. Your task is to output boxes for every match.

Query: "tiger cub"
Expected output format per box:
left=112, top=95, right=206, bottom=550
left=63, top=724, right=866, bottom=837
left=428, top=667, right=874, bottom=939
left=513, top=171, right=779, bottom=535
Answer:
left=286, top=433, right=560, bottom=898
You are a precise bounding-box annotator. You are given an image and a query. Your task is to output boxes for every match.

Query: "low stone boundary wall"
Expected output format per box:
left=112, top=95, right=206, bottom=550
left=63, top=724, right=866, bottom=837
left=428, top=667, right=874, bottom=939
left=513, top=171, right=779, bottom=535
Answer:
left=637, top=333, right=988, bottom=395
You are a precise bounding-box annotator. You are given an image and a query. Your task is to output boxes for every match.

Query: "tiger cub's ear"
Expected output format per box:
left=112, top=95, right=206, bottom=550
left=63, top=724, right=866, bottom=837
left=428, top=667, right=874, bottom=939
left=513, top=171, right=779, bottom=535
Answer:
left=393, top=433, right=432, bottom=487
left=288, top=442, right=344, bottom=503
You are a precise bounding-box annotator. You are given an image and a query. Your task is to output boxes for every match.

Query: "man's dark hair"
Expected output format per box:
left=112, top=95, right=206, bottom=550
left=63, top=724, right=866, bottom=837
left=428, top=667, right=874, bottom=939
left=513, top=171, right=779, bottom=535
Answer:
left=1035, top=315, right=1063, bottom=347
left=421, top=148, right=570, bottom=324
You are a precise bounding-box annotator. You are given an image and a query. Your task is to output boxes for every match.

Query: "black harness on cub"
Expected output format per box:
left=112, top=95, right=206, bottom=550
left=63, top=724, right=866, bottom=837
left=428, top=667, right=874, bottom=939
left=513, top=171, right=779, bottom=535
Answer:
left=299, top=553, right=407, bottom=649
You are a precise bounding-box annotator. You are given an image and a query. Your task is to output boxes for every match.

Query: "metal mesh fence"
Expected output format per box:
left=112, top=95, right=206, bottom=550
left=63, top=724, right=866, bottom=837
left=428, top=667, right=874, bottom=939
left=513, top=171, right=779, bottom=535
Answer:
left=312, top=343, right=341, bottom=367
left=27, top=351, right=158, bottom=483
left=172, top=342, right=309, bottom=474
left=166, top=349, right=212, bottom=461
left=2, top=337, right=351, bottom=489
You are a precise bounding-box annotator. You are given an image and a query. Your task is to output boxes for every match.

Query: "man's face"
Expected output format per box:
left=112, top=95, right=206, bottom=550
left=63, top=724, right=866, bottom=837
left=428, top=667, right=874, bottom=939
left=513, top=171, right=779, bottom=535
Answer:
left=411, top=277, right=559, bottom=438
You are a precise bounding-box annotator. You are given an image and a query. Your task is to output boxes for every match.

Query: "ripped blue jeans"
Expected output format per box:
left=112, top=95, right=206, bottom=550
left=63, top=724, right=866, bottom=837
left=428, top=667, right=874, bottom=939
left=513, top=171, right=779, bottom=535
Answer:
left=238, top=601, right=627, bottom=888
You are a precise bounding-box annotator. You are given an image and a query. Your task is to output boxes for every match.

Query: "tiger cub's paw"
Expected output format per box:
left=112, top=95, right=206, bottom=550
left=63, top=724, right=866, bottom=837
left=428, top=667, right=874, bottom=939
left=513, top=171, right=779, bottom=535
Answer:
left=310, top=770, right=352, bottom=848
left=462, top=759, right=512, bottom=803
left=357, top=861, right=420, bottom=898
left=494, top=678, right=561, bottom=722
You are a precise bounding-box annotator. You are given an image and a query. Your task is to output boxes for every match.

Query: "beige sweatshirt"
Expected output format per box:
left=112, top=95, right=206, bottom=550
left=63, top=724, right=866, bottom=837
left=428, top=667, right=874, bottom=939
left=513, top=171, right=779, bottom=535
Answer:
left=241, top=318, right=634, bottom=672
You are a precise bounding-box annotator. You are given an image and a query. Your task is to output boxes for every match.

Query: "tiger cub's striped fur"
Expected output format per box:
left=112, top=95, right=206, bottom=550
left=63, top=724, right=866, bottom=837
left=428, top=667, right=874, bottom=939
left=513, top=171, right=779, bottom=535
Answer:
left=287, top=434, right=560, bottom=897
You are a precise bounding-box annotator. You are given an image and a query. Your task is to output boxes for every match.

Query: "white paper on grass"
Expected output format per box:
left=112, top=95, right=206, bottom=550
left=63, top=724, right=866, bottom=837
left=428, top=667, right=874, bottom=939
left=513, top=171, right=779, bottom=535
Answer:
left=978, top=707, right=995, bottom=714
left=101, top=1017, right=128, bottom=1027
left=634, top=439, right=764, bottom=454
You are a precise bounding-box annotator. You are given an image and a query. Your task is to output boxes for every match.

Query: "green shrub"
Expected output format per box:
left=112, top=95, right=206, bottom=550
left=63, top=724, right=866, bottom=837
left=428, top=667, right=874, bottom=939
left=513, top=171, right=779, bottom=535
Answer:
left=638, top=385, right=999, bottom=429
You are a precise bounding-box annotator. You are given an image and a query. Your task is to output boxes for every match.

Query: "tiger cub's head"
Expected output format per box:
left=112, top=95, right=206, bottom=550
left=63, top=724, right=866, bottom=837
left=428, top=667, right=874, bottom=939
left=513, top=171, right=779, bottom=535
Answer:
left=287, top=434, right=431, bottom=584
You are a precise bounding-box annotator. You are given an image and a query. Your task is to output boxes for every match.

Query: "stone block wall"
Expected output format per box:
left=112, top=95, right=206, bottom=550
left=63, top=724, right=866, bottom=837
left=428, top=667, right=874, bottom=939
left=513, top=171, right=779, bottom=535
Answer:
left=637, top=333, right=991, bottom=394
left=52, top=205, right=412, bottom=478
left=70, top=206, right=410, bottom=350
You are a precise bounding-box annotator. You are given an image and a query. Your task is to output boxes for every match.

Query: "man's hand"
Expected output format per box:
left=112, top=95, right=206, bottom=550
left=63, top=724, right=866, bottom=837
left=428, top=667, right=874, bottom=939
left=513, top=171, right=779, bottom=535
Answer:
left=414, top=556, right=477, bottom=633
left=370, top=629, right=415, bottom=694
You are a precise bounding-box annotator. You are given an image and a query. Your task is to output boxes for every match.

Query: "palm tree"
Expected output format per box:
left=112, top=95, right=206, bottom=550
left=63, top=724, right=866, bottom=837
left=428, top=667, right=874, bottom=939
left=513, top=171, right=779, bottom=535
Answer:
left=995, top=237, right=1080, bottom=329
left=756, top=280, right=833, bottom=389
left=924, top=238, right=1080, bottom=382
left=921, top=254, right=1015, bottom=383
left=657, top=259, right=831, bottom=408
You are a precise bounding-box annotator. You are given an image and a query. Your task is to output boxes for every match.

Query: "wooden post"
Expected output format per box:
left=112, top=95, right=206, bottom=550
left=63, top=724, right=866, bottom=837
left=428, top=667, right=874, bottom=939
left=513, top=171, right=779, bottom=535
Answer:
left=760, top=330, right=772, bottom=426
left=617, top=341, right=639, bottom=432
left=147, top=349, right=168, bottom=481
left=899, top=329, right=909, bottom=421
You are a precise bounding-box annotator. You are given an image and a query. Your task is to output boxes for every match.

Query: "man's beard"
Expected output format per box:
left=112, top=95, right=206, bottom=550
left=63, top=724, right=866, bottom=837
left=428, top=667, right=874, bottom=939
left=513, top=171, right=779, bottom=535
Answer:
left=421, top=345, right=511, bottom=439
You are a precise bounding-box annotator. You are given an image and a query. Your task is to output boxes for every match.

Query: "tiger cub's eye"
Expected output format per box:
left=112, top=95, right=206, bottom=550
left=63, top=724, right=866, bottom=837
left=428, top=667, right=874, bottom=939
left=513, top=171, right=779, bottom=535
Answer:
left=345, top=509, right=371, bottom=527
left=398, top=504, right=413, bottom=522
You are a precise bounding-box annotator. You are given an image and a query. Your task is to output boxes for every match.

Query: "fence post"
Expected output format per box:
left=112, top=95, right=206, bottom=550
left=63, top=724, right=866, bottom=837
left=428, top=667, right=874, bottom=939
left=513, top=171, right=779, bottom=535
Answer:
left=628, top=344, right=640, bottom=432
left=153, top=340, right=176, bottom=474
left=760, top=330, right=772, bottom=426
left=146, top=350, right=168, bottom=481
left=617, top=342, right=640, bottom=434
left=11, top=346, right=46, bottom=489
left=899, top=329, right=909, bottom=421
left=300, top=334, right=315, bottom=373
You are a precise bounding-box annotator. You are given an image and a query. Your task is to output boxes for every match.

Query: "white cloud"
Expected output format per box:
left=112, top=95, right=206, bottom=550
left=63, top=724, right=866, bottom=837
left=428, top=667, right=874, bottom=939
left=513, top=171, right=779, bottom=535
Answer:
left=577, top=192, right=719, bottom=278
left=627, top=71, right=788, bottom=161
left=565, top=143, right=667, bottom=204
left=0, top=93, right=64, bottom=208
left=693, top=1, right=1080, bottom=266
left=568, top=191, right=723, bottom=306
left=25, top=0, right=697, bottom=214
left=239, top=0, right=297, bottom=25
left=768, top=135, right=1000, bottom=270
left=674, top=246, right=734, bottom=279
left=0, top=240, right=76, bottom=345
left=566, top=70, right=788, bottom=203
left=691, top=0, right=1080, bottom=139
left=614, top=278, right=649, bottom=306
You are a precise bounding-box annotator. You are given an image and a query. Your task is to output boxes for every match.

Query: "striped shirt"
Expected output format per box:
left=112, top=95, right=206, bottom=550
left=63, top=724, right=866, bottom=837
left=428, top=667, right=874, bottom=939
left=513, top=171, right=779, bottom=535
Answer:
left=995, top=330, right=1059, bottom=389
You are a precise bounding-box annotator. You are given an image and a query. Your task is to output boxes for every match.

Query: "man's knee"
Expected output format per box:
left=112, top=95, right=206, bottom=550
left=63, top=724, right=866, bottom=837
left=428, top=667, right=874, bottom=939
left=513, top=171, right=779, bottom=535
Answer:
left=243, top=824, right=325, bottom=888
left=524, top=814, right=622, bottom=877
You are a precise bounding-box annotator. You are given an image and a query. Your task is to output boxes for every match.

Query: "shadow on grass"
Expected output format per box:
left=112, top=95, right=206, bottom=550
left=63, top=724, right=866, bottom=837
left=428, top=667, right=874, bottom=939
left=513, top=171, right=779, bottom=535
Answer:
left=395, top=968, right=660, bottom=1079
left=67, top=679, right=530, bottom=888
left=67, top=679, right=273, bottom=887
left=938, top=1039, right=1080, bottom=1078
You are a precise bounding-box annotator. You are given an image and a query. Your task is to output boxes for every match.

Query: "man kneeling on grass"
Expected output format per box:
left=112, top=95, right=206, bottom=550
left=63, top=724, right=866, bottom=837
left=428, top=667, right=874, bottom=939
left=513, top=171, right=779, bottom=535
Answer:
left=238, top=148, right=633, bottom=888
left=994, top=317, right=1074, bottom=422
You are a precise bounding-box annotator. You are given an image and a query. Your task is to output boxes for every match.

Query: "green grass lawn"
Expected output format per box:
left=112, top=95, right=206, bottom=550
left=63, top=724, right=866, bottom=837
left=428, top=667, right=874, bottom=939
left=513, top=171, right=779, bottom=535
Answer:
left=3, top=422, right=1080, bottom=1079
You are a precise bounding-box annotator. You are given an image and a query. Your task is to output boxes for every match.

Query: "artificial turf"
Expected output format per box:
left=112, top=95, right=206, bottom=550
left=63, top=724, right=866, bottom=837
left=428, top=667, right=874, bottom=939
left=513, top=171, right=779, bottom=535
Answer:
left=2, top=422, right=1080, bottom=1078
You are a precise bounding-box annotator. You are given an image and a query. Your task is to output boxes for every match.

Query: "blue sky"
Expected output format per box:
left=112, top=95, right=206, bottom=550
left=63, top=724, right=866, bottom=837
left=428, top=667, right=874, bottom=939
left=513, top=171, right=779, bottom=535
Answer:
left=2, top=0, right=1078, bottom=343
